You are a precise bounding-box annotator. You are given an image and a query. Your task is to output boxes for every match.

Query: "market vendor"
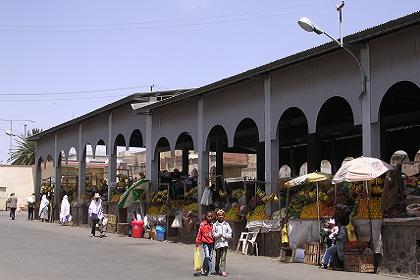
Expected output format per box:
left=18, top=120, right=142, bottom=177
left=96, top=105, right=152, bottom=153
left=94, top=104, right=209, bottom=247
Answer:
left=321, top=216, right=348, bottom=269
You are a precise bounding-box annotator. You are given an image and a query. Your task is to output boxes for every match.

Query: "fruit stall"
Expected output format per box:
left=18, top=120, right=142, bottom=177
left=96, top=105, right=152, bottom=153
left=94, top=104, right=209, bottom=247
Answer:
left=282, top=173, right=386, bottom=271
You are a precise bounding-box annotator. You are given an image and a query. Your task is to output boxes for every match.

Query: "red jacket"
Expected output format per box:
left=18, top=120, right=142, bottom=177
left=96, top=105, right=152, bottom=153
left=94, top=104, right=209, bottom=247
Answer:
left=195, top=220, right=214, bottom=244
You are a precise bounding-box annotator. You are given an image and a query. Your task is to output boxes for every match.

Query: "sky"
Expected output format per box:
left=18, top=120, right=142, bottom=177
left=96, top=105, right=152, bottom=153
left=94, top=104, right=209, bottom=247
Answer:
left=0, top=0, right=419, bottom=163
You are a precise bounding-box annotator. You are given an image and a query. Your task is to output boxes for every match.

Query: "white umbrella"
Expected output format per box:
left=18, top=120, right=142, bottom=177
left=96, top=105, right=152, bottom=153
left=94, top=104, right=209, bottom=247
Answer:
left=332, top=156, right=391, bottom=255
left=332, top=156, right=392, bottom=183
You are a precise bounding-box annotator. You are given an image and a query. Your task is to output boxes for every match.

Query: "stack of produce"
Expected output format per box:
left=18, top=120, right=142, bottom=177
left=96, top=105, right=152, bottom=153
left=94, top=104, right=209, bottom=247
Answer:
left=299, top=203, right=335, bottom=220
left=182, top=202, right=198, bottom=212
left=41, top=182, right=54, bottom=195
left=225, top=207, right=240, bottom=221
left=288, top=188, right=332, bottom=218
left=110, top=192, right=121, bottom=203
left=247, top=205, right=269, bottom=221
left=148, top=205, right=168, bottom=215
left=151, top=190, right=168, bottom=203
left=354, top=197, right=383, bottom=219
left=185, top=187, right=198, bottom=199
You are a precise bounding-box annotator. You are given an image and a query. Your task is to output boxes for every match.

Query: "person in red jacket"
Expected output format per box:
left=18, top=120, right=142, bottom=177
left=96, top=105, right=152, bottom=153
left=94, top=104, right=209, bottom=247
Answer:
left=195, top=211, right=214, bottom=276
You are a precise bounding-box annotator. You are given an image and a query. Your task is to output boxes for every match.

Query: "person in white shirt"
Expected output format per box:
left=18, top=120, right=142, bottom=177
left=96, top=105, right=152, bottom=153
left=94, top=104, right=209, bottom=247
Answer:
left=88, top=193, right=104, bottom=238
left=213, top=209, right=232, bottom=277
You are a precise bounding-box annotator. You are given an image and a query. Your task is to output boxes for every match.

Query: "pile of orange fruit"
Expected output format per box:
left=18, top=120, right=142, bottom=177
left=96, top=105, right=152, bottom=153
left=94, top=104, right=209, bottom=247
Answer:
left=356, top=198, right=382, bottom=219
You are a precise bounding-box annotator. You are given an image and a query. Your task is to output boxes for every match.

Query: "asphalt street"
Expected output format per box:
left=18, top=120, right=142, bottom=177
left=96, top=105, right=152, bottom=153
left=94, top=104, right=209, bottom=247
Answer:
left=0, top=211, right=393, bottom=280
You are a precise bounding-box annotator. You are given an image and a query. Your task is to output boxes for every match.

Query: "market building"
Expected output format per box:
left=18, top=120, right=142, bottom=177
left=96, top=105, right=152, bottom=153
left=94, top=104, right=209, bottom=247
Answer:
left=30, top=12, right=420, bottom=277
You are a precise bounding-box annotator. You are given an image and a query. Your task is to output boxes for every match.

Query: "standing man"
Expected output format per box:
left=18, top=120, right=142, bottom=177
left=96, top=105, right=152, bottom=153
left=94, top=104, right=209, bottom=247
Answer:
left=88, top=193, right=105, bottom=238
left=7, top=193, right=18, bottom=220
left=26, top=193, right=36, bottom=220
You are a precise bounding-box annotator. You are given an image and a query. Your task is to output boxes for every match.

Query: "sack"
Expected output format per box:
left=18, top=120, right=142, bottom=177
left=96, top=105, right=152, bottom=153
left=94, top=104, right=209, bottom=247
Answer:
left=171, top=212, right=183, bottom=228
left=346, top=222, right=357, bottom=241
left=193, top=247, right=202, bottom=271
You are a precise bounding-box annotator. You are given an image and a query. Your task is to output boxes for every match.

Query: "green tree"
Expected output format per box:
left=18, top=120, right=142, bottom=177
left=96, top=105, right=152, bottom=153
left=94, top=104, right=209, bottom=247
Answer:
left=10, top=128, right=42, bottom=165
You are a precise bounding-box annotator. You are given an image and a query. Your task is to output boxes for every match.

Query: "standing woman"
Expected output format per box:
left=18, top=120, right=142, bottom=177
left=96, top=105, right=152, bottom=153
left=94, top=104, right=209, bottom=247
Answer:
left=195, top=211, right=215, bottom=276
left=59, top=195, right=71, bottom=225
left=88, top=193, right=104, bottom=238
left=213, top=209, right=232, bottom=277
left=39, top=195, right=49, bottom=222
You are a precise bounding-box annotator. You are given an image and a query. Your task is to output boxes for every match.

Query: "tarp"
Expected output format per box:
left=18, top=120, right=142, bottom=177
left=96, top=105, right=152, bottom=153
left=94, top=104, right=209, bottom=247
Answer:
left=246, top=219, right=281, bottom=233
left=287, top=219, right=383, bottom=253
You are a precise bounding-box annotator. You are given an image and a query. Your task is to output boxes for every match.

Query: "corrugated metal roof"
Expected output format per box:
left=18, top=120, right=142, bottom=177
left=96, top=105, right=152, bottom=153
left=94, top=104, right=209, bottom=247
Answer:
left=135, top=10, right=420, bottom=114
left=29, top=89, right=191, bottom=140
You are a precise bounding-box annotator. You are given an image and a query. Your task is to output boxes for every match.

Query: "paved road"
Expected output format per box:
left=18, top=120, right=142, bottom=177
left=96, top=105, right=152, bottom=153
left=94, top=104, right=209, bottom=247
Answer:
left=0, top=211, right=393, bottom=280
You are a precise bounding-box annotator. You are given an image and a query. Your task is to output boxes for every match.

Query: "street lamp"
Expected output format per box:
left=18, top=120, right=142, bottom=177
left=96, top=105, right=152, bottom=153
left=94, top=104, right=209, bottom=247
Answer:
left=297, top=0, right=366, bottom=98
left=0, top=119, right=35, bottom=162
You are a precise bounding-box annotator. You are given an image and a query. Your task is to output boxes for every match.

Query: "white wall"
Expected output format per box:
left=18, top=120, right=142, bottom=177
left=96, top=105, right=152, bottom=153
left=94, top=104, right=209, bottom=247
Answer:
left=0, top=165, right=34, bottom=210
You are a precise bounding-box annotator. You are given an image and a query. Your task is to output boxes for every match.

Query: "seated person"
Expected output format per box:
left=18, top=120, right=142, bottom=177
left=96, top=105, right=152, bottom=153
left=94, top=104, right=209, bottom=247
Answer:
left=321, top=218, right=348, bottom=269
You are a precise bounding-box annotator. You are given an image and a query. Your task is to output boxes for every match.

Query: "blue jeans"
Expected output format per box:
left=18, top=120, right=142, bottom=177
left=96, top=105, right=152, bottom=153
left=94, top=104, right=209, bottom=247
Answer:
left=322, top=244, right=337, bottom=268
left=202, top=243, right=214, bottom=274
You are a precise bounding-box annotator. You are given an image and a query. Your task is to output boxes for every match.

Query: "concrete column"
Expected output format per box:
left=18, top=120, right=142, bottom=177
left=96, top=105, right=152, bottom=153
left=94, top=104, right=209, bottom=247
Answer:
left=77, top=124, right=86, bottom=203
left=35, top=161, right=42, bottom=202
left=264, top=76, right=279, bottom=213
left=215, top=139, right=223, bottom=189
left=197, top=97, right=208, bottom=218
left=146, top=114, right=159, bottom=189
left=307, top=133, right=322, bottom=173
left=54, top=134, right=61, bottom=206
left=182, top=148, right=189, bottom=176
left=107, top=113, right=116, bottom=201
left=361, top=44, right=381, bottom=159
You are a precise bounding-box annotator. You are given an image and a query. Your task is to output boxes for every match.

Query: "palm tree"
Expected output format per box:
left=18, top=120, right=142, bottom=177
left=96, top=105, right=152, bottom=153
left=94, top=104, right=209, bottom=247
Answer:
left=10, top=128, right=42, bottom=165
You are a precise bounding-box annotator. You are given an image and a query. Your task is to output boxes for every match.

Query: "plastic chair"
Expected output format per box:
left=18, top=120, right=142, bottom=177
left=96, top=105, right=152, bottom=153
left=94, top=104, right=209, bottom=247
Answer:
left=245, top=230, right=259, bottom=256
left=236, top=232, right=249, bottom=254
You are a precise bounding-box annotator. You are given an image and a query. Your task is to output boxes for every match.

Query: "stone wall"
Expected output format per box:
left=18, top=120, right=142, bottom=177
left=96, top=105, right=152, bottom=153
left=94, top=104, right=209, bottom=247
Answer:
left=382, top=219, right=420, bottom=278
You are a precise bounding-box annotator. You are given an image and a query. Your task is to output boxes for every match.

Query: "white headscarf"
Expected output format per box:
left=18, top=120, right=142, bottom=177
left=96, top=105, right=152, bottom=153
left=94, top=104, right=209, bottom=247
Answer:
left=39, top=195, right=49, bottom=215
left=60, top=195, right=70, bottom=222
left=88, top=198, right=103, bottom=220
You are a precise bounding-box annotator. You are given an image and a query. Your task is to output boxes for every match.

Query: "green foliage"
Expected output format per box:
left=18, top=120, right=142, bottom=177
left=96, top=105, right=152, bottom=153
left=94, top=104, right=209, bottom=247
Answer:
left=10, top=128, right=42, bottom=165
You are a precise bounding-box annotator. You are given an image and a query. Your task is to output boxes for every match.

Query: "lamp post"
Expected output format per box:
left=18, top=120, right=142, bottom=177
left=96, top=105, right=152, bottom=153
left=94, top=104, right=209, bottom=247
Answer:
left=297, top=0, right=367, bottom=99
left=0, top=119, right=35, bottom=162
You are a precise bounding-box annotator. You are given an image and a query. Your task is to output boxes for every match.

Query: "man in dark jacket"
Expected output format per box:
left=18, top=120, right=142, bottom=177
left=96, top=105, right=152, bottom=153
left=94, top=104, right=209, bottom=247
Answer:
left=6, top=193, right=18, bottom=220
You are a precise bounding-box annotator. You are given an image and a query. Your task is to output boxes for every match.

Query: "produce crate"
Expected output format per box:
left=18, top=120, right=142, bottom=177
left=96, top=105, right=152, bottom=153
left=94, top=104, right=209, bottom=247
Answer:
left=344, top=253, right=374, bottom=273
left=345, top=241, right=369, bottom=253
left=304, top=242, right=324, bottom=265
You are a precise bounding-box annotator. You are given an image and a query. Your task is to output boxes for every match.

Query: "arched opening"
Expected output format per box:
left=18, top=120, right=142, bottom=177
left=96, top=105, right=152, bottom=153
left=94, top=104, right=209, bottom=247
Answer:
left=129, top=129, right=143, bottom=148
left=316, top=96, right=361, bottom=173
left=207, top=125, right=229, bottom=188
left=277, top=107, right=308, bottom=177
left=299, top=162, right=308, bottom=176
left=233, top=118, right=261, bottom=182
left=320, top=160, right=332, bottom=174
left=279, top=165, right=292, bottom=178
left=415, top=151, right=420, bottom=162
left=390, top=150, right=409, bottom=167
left=175, top=132, right=194, bottom=176
left=380, top=81, right=420, bottom=161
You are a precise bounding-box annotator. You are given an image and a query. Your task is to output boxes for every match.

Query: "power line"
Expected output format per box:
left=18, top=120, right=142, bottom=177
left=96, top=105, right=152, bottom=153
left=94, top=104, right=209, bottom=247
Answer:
left=0, top=93, right=129, bottom=102
left=0, top=3, right=334, bottom=32
left=0, top=1, right=335, bottom=29
left=0, top=85, right=150, bottom=96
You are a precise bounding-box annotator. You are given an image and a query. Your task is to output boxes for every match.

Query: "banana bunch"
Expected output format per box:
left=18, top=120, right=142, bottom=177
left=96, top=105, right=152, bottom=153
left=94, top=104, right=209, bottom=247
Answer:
left=225, top=207, right=240, bottom=221
left=219, top=190, right=228, bottom=198
left=151, top=190, right=168, bottom=203
left=247, top=205, right=269, bottom=221
left=185, top=187, right=198, bottom=198
left=182, top=202, right=198, bottom=212
left=231, top=189, right=245, bottom=199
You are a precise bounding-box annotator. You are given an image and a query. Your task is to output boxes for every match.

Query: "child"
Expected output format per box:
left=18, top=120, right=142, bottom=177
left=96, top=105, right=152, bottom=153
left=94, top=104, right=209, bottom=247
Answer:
left=195, top=211, right=214, bottom=276
left=213, top=209, right=232, bottom=277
